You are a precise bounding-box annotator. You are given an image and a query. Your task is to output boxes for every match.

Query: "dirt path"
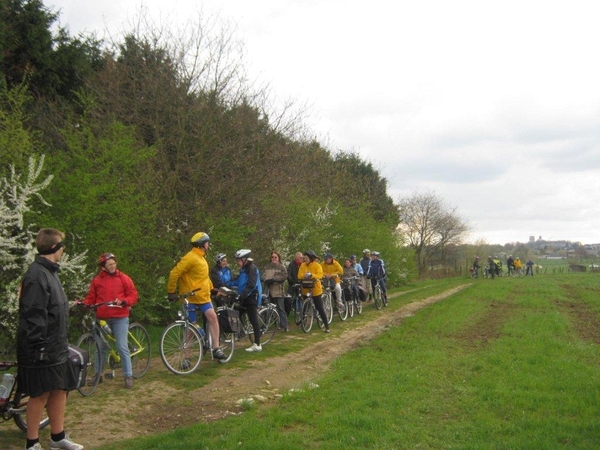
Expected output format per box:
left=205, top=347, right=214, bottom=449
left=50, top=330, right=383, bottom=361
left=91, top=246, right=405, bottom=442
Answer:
left=64, top=285, right=468, bottom=448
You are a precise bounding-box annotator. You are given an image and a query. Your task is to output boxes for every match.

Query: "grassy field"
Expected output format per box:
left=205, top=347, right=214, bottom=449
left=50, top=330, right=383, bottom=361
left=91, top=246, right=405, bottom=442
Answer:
left=103, top=273, right=600, bottom=449
left=4, top=274, right=600, bottom=449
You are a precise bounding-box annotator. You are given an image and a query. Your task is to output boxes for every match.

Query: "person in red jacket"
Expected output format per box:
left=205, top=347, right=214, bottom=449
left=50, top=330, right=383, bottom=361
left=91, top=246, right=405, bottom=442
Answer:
left=84, top=252, right=139, bottom=389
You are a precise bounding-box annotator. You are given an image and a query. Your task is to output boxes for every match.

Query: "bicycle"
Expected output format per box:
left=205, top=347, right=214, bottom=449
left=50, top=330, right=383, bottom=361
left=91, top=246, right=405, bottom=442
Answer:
left=219, top=288, right=279, bottom=346
left=295, top=280, right=327, bottom=333
left=342, top=276, right=363, bottom=317
left=372, top=276, right=388, bottom=310
left=0, top=361, right=50, bottom=432
left=160, top=289, right=234, bottom=375
left=290, top=284, right=304, bottom=326
left=320, top=278, right=335, bottom=324
left=75, top=302, right=151, bottom=396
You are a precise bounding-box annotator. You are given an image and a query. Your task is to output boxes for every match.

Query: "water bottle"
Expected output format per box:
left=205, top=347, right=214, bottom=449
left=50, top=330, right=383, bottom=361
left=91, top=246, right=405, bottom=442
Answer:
left=0, top=373, right=15, bottom=400
left=195, top=324, right=206, bottom=338
left=99, top=319, right=112, bottom=335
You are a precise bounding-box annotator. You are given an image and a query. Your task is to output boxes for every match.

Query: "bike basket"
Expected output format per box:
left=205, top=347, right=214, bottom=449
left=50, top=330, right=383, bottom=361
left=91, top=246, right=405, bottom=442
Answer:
left=218, top=308, right=241, bottom=333
left=301, top=279, right=315, bottom=289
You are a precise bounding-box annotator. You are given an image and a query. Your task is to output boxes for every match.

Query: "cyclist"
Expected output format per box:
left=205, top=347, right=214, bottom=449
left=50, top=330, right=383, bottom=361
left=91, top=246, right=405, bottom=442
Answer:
left=232, top=249, right=263, bottom=352
left=286, top=252, right=304, bottom=317
left=167, top=232, right=227, bottom=361
left=493, top=256, right=502, bottom=277
left=526, top=258, right=535, bottom=276
left=342, top=258, right=363, bottom=302
left=349, top=254, right=364, bottom=275
left=321, top=253, right=344, bottom=311
left=514, top=257, right=523, bottom=274
left=506, top=255, right=515, bottom=275
left=209, top=253, right=233, bottom=306
left=298, top=250, right=330, bottom=333
left=17, top=228, right=83, bottom=450
left=261, top=251, right=289, bottom=332
left=359, top=249, right=373, bottom=301
left=472, top=256, right=480, bottom=278
left=210, top=253, right=233, bottom=289
left=487, top=256, right=496, bottom=279
left=84, top=252, right=139, bottom=389
left=367, top=251, right=388, bottom=302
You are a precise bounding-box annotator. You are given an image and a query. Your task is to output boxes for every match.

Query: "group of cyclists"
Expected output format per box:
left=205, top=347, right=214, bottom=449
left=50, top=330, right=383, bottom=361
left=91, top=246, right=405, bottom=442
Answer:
left=167, top=233, right=389, bottom=350
left=472, top=255, right=535, bottom=278
left=14, top=228, right=390, bottom=450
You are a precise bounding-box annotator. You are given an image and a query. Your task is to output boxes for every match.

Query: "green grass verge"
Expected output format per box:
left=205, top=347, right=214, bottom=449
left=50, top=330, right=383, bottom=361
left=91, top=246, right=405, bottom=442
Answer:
left=4, top=275, right=599, bottom=449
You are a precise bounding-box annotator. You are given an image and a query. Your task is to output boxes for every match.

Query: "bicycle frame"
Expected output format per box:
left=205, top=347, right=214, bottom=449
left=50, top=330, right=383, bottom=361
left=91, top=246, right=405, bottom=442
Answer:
left=83, top=316, right=147, bottom=375
left=0, top=361, right=50, bottom=432
left=75, top=302, right=151, bottom=395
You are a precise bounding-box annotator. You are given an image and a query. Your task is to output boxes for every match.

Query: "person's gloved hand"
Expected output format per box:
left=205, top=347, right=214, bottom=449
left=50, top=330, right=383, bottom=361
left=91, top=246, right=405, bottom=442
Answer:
left=167, top=293, right=178, bottom=303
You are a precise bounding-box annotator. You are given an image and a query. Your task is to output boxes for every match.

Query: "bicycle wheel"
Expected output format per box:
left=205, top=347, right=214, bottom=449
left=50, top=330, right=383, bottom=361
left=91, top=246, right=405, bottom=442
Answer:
left=300, top=298, right=314, bottom=333
left=160, top=322, right=203, bottom=375
left=76, top=332, right=101, bottom=396
left=337, top=290, right=348, bottom=321
left=12, top=391, right=50, bottom=432
left=356, top=293, right=363, bottom=314
left=347, top=290, right=355, bottom=318
left=128, top=323, right=151, bottom=378
left=218, top=329, right=235, bottom=363
left=323, top=292, right=333, bottom=324
left=374, top=285, right=383, bottom=310
left=251, top=307, right=278, bottom=345
left=293, top=297, right=302, bottom=325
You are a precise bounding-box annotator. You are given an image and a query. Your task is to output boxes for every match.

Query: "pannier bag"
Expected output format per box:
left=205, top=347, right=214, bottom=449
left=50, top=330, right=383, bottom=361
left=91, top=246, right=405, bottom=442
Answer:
left=218, top=308, right=241, bottom=333
left=66, top=344, right=89, bottom=391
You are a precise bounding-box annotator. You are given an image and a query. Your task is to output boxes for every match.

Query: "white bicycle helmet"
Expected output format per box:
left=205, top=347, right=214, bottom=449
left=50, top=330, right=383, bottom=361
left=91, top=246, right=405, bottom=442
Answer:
left=234, top=249, right=252, bottom=259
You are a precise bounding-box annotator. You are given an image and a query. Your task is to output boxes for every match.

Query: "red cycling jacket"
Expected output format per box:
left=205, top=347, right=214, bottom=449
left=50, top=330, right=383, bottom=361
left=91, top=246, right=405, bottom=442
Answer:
left=84, top=270, right=139, bottom=319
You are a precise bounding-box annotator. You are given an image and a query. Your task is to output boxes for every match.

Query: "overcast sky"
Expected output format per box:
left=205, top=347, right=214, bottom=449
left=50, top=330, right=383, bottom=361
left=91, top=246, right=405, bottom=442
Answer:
left=48, top=0, right=600, bottom=245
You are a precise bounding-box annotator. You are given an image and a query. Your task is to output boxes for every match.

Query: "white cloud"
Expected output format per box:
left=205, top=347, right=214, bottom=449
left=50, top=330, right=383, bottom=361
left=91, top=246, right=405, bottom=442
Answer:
left=47, top=0, right=600, bottom=244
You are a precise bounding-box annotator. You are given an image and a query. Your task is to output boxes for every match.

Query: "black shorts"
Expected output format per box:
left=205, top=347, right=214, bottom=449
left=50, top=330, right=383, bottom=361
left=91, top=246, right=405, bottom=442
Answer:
left=17, top=361, right=70, bottom=398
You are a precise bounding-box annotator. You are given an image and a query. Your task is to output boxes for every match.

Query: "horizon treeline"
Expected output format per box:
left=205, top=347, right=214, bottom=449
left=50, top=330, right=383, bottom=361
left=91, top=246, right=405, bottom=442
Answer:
left=0, top=1, right=411, bottom=324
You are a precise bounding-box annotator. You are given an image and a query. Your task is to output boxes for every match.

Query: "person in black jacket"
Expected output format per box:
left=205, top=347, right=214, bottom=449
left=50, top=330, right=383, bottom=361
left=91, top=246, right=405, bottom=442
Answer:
left=232, top=249, right=263, bottom=352
left=17, top=228, right=84, bottom=450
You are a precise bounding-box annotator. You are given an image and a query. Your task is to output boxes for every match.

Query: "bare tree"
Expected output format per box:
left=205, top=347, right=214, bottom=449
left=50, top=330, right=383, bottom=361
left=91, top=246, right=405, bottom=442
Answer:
left=397, top=191, right=469, bottom=277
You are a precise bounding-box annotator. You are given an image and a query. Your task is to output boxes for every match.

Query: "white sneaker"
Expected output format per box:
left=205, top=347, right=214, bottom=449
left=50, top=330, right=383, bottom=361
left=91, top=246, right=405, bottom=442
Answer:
left=245, top=343, right=262, bottom=352
left=25, top=443, right=43, bottom=450
left=49, top=435, right=83, bottom=450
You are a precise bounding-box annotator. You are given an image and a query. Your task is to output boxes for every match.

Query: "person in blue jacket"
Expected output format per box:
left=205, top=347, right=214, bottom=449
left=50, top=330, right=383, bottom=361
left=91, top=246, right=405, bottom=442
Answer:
left=367, top=251, right=388, bottom=301
left=232, top=249, right=263, bottom=352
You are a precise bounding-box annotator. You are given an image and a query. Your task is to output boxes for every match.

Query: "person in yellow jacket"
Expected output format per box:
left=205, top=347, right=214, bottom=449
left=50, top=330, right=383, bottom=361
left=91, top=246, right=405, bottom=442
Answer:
left=514, top=257, right=523, bottom=275
left=321, top=252, right=344, bottom=310
left=297, top=250, right=330, bottom=333
left=167, top=232, right=227, bottom=360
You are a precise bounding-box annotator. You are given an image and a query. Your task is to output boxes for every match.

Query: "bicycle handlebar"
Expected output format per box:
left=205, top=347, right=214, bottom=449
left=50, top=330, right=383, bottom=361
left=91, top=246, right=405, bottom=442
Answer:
left=75, top=301, right=120, bottom=309
left=0, top=361, right=17, bottom=370
left=177, top=288, right=202, bottom=300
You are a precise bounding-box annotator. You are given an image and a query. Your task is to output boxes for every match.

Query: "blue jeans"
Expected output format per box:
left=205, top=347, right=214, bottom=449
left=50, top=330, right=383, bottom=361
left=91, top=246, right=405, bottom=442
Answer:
left=103, top=317, right=132, bottom=378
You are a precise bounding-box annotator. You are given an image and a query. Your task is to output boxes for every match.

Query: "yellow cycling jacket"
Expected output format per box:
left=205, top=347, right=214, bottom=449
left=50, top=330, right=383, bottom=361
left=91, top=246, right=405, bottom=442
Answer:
left=321, top=259, right=343, bottom=284
left=298, top=260, right=323, bottom=296
left=167, top=247, right=213, bottom=305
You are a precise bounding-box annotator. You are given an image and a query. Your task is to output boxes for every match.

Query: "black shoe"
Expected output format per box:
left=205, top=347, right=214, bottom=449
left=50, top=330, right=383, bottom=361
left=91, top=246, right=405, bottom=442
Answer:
left=181, top=358, right=191, bottom=370
left=213, top=348, right=227, bottom=360
left=324, top=328, right=331, bottom=333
